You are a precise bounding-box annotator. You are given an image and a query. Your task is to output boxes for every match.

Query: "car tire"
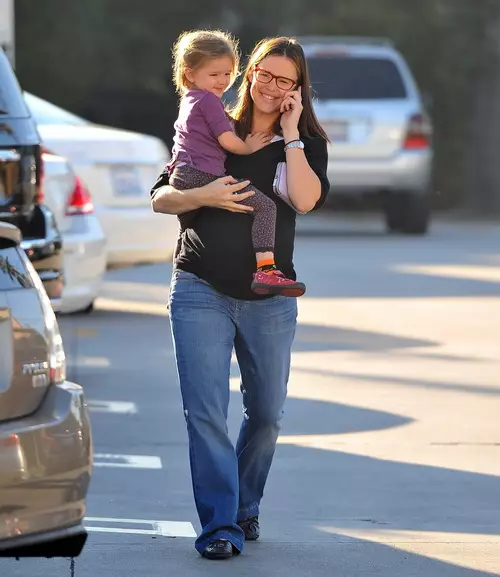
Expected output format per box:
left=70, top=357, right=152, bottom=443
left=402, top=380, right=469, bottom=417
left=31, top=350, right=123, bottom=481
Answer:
left=81, top=301, right=95, bottom=315
left=384, top=193, right=431, bottom=235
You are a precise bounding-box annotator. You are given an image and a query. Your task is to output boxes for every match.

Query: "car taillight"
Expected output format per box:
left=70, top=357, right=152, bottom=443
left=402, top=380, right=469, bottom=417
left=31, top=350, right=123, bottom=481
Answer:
left=66, top=176, right=94, bottom=215
left=24, top=258, right=67, bottom=384
left=48, top=329, right=66, bottom=383
left=403, top=113, right=432, bottom=150
left=36, top=149, right=45, bottom=205
left=40, top=288, right=66, bottom=383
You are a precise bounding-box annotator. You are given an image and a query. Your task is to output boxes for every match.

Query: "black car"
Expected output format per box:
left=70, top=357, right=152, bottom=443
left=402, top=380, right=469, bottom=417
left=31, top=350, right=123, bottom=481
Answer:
left=0, top=48, right=63, bottom=306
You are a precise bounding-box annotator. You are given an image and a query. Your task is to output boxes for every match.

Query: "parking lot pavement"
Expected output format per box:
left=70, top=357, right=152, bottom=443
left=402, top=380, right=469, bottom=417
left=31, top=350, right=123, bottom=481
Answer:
left=2, top=218, right=500, bottom=576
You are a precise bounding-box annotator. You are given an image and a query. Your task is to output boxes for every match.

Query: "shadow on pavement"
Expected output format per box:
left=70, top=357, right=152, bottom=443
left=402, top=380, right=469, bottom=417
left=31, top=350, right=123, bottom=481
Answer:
left=294, top=221, right=500, bottom=299
left=292, top=365, right=500, bottom=397
left=3, top=532, right=498, bottom=577
left=293, top=323, right=437, bottom=352
left=59, top=309, right=438, bottom=359
left=48, top=270, right=500, bottom=576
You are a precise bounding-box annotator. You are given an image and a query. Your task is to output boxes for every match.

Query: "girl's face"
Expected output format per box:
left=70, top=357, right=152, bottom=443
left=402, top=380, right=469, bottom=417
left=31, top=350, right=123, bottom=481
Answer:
left=249, top=56, right=299, bottom=115
left=186, top=56, right=234, bottom=98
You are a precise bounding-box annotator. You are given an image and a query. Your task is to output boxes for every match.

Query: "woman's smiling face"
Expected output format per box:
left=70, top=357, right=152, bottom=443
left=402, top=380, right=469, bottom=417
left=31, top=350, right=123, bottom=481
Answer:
left=249, top=56, right=299, bottom=115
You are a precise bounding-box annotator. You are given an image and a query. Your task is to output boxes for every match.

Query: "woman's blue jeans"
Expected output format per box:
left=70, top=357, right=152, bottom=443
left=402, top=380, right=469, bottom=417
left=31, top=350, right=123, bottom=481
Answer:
left=169, top=270, right=297, bottom=554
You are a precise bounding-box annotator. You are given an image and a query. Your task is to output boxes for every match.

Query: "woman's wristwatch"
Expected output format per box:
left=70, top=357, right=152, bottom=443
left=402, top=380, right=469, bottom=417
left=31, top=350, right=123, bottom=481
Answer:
left=284, top=139, right=304, bottom=151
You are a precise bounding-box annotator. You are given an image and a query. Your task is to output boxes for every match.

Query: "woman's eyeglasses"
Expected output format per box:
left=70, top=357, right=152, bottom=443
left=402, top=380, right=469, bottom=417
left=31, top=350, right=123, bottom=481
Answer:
left=254, top=66, right=297, bottom=91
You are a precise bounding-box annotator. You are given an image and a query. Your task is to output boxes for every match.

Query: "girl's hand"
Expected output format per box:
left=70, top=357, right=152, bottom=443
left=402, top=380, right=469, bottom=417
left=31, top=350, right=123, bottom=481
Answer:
left=245, top=131, right=272, bottom=153
left=280, top=86, right=303, bottom=134
left=198, top=176, right=254, bottom=213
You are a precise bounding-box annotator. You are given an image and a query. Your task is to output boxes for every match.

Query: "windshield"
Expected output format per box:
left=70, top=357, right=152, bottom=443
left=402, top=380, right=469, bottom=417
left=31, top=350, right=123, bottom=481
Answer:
left=0, top=50, right=31, bottom=118
left=24, top=92, right=88, bottom=126
left=308, top=56, right=407, bottom=100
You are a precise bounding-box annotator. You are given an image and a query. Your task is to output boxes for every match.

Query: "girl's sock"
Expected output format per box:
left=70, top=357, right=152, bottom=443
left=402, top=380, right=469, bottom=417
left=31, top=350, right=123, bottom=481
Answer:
left=256, top=258, right=277, bottom=273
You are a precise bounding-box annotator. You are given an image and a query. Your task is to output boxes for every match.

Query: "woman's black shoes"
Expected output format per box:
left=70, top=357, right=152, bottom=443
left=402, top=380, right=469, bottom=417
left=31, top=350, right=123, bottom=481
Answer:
left=201, top=521, right=259, bottom=560
left=202, top=539, right=233, bottom=560
left=238, top=516, right=260, bottom=541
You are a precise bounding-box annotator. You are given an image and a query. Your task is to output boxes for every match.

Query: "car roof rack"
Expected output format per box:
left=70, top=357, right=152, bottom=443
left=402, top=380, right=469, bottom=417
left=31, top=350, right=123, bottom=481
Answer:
left=0, top=222, right=21, bottom=245
left=296, top=36, right=394, bottom=48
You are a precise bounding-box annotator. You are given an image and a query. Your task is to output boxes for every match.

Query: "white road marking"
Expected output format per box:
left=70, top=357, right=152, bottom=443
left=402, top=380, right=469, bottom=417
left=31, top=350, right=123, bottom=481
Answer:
left=86, top=527, right=155, bottom=536
left=93, top=454, right=162, bottom=469
left=85, top=517, right=196, bottom=538
left=155, top=521, right=197, bottom=537
left=87, top=401, right=138, bottom=414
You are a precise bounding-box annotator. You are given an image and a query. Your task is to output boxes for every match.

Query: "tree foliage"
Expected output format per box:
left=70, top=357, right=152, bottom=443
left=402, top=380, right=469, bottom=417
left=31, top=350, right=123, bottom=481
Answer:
left=14, top=0, right=500, bottom=211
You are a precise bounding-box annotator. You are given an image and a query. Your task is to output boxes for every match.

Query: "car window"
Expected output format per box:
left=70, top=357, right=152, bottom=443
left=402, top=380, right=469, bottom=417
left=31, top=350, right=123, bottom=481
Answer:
left=0, top=50, right=31, bottom=118
left=24, top=92, right=88, bottom=126
left=0, top=246, right=34, bottom=290
left=307, top=56, right=407, bottom=100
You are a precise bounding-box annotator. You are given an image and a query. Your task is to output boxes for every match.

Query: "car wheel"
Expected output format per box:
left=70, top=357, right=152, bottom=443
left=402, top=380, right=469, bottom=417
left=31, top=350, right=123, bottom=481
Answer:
left=81, top=301, right=95, bottom=314
left=384, top=193, right=431, bottom=235
left=385, top=195, right=404, bottom=233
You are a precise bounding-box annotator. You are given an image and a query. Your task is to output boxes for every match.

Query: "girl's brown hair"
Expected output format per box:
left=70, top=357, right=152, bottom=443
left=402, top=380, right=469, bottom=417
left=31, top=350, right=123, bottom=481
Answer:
left=231, top=37, right=328, bottom=141
left=172, top=29, right=240, bottom=95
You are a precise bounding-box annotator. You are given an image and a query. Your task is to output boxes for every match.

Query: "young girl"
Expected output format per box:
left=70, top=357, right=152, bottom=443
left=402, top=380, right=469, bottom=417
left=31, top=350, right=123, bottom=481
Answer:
left=168, top=29, right=306, bottom=297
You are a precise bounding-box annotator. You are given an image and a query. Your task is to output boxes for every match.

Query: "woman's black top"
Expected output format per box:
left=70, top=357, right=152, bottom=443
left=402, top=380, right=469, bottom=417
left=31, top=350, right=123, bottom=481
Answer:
left=151, top=136, right=330, bottom=300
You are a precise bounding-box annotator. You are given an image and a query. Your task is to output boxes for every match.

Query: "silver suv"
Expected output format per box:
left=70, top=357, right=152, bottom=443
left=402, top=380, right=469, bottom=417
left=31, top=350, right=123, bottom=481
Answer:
left=0, top=222, right=92, bottom=557
left=301, top=36, right=433, bottom=234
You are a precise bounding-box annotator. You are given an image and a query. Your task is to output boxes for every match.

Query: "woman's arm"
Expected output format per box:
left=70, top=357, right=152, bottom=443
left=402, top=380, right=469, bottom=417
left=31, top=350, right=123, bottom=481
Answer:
left=283, top=132, right=322, bottom=214
left=281, top=89, right=330, bottom=213
left=151, top=174, right=254, bottom=215
left=151, top=184, right=203, bottom=214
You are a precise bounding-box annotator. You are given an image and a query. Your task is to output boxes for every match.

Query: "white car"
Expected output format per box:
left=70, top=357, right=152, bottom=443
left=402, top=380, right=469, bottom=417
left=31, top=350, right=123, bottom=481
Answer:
left=42, top=151, right=107, bottom=313
left=24, top=92, right=179, bottom=266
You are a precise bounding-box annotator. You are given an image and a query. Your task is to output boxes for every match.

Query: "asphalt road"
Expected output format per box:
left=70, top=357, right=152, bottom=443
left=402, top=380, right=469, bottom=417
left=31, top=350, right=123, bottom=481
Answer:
left=2, top=216, right=500, bottom=576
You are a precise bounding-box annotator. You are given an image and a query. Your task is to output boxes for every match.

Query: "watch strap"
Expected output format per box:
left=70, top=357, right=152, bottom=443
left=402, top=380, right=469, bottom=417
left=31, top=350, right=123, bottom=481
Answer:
left=284, top=139, right=305, bottom=151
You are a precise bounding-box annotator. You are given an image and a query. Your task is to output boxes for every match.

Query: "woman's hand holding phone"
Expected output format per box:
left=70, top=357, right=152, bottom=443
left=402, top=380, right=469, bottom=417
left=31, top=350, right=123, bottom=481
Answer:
left=280, top=85, right=303, bottom=136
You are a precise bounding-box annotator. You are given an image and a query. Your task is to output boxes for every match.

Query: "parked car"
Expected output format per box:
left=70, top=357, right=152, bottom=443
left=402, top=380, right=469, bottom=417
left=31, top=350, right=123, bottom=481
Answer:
left=299, top=36, right=433, bottom=234
left=0, top=49, right=64, bottom=306
left=0, top=222, right=92, bottom=557
left=24, top=92, right=179, bottom=266
left=42, top=151, right=107, bottom=314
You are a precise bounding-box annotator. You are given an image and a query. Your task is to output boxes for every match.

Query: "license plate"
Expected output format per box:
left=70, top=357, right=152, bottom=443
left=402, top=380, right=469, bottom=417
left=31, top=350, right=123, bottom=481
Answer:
left=110, top=165, right=143, bottom=196
left=326, top=120, right=348, bottom=142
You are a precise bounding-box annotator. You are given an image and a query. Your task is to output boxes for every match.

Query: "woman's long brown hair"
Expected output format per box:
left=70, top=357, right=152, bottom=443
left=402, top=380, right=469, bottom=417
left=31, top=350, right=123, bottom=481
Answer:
left=230, top=37, right=328, bottom=141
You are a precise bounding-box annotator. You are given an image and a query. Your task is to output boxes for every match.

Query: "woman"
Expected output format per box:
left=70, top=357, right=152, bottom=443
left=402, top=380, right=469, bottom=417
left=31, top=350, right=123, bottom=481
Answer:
left=151, top=36, right=330, bottom=560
